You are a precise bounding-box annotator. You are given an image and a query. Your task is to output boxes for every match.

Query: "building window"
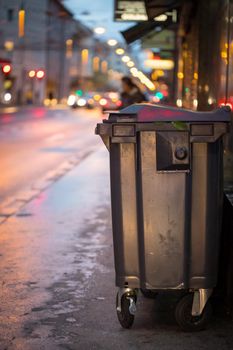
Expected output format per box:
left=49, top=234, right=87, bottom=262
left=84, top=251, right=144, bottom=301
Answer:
left=7, top=9, right=14, bottom=22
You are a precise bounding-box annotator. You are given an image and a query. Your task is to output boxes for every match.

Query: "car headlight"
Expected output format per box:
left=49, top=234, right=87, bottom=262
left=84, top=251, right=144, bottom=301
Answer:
left=67, top=95, right=76, bottom=106
left=77, top=98, right=87, bottom=107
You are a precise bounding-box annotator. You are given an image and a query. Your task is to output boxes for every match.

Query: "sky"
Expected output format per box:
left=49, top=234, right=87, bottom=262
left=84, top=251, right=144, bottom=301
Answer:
left=63, top=0, right=132, bottom=43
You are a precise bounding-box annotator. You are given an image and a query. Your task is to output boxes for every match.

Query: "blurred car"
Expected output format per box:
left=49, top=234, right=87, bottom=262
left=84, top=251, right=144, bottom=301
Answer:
left=67, top=91, right=123, bottom=111
left=67, top=93, right=95, bottom=109
left=67, top=94, right=81, bottom=108
left=98, top=92, right=122, bottom=112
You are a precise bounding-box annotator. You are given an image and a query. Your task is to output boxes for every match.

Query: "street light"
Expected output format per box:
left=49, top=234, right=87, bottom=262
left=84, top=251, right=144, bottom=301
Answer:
left=121, top=55, right=130, bottom=63
left=28, top=70, right=36, bottom=78
left=2, top=64, right=12, bottom=74
left=94, top=27, right=106, bottom=35
left=36, top=70, right=45, bottom=79
left=107, top=39, right=118, bottom=47
left=130, top=67, right=138, bottom=76
left=3, top=92, right=12, bottom=102
left=115, top=48, right=125, bottom=55
left=127, top=61, right=134, bottom=68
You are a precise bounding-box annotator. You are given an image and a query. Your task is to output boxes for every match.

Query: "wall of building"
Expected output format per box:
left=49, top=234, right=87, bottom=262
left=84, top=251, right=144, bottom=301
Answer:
left=0, top=0, right=48, bottom=104
left=0, top=0, right=98, bottom=105
left=0, top=0, right=133, bottom=105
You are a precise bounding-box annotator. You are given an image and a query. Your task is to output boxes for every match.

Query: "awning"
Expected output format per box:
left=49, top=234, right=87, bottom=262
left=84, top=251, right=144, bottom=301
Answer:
left=121, top=21, right=159, bottom=44
left=121, top=17, right=175, bottom=44
left=121, top=0, right=182, bottom=44
left=141, top=29, right=175, bottom=50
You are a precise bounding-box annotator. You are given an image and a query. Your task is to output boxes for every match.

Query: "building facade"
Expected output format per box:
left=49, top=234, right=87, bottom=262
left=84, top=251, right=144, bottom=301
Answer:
left=0, top=0, right=119, bottom=105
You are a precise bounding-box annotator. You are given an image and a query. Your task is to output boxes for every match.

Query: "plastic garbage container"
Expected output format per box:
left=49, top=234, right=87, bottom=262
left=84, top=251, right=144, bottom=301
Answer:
left=96, top=104, right=231, bottom=331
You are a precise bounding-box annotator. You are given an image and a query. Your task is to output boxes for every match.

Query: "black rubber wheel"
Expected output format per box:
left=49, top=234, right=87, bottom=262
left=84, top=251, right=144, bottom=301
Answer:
left=175, top=293, right=213, bottom=332
left=140, top=288, right=158, bottom=299
left=116, top=293, right=135, bottom=329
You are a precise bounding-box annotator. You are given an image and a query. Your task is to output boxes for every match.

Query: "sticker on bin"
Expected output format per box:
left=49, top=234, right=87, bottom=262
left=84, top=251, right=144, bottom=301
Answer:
left=113, top=125, right=135, bottom=137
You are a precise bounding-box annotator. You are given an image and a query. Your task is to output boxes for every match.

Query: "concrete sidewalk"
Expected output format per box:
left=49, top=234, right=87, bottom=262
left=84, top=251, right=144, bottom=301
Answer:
left=0, top=147, right=233, bottom=350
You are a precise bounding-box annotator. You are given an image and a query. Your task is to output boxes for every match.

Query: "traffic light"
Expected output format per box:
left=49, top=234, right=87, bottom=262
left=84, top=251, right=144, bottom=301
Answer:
left=36, top=70, right=45, bottom=79
left=75, top=89, right=83, bottom=96
left=2, top=64, right=12, bottom=74
left=28, top=70, right=36, bottom=78
left=28, top=69, right=45, bottom=79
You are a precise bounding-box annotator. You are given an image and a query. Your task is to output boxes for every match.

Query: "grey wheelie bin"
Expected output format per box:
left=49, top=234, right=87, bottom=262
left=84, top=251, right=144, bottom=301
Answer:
left=95, top=104, right=231, bottom=331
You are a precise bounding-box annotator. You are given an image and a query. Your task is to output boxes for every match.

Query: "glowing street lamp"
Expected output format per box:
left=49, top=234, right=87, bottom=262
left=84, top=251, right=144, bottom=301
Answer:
left=2, top=64, right=12, bottom=74
left=127, top=61, right=135, bottom=68
left=121, top=55, right=130, bottom=63
left=130, top=67, right=138, bottom=76
left=28, top=70, right=36, bottom=78
left=107, top=39, right=118, bottom=47
left=115, top=48, right=125, bottom=55
left=94, top=27, right=106, bottom=35
left=36, top=70, right=45, bottom=79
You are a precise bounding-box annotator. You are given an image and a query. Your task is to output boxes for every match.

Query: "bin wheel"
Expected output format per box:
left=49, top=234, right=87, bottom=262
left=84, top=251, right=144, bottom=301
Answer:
left=140, top=288, right=158, bottom=299
left=116, top=292, right=136, bottom=329
left=175, top=293, right=213, bottom=332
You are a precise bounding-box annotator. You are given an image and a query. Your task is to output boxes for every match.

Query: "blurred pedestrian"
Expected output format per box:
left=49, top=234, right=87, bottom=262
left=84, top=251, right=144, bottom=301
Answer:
left=120, top=76, right=147, bottom=108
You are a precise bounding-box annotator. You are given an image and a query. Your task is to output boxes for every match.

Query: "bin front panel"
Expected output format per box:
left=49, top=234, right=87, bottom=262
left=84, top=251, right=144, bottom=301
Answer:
left=138, top=131, right=188, bottom=289
left=110, top=142, right=139, bottom=288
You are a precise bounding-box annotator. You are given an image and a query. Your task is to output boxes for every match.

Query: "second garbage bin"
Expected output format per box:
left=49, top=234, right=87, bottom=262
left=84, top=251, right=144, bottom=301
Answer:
left=96, top=104, right=231, bottom=331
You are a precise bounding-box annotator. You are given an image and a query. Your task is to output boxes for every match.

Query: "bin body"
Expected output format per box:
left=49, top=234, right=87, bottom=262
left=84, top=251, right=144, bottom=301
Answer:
left=96, top=104, right=230, bottom=291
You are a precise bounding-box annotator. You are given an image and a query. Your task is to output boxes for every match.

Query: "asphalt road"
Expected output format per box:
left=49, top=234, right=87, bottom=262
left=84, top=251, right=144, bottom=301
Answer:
left=0, top=107, right=233, bottom=350
left=0, top=106, right=101, bottom=220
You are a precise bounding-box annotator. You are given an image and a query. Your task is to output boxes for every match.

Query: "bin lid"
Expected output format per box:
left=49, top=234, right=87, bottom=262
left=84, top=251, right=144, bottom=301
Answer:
left=109, top=104, right=231, bottom=122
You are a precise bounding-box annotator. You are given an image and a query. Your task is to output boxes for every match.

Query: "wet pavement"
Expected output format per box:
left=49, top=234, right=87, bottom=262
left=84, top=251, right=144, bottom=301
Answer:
left=0, top=107, right=100, bottom=222
left=0, top=146, right=111, bottom=349
left=0, top=108, right=233, bottom=349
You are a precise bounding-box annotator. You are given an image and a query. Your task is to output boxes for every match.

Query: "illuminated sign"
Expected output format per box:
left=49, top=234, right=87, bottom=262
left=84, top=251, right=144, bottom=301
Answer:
left=114, top=1, right=177, bottom=22
left=114, top=0, right=148, bottom=21
left=144, top=59, right=174, bottom=70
